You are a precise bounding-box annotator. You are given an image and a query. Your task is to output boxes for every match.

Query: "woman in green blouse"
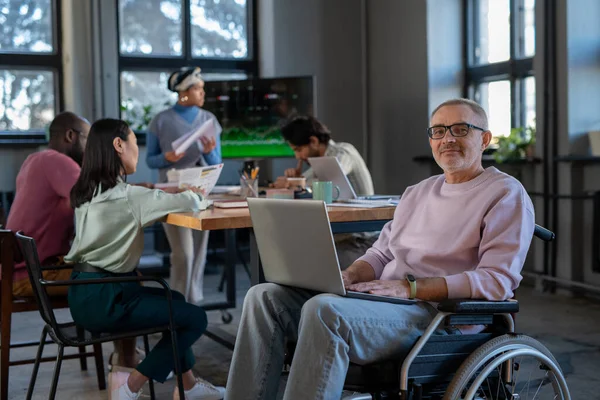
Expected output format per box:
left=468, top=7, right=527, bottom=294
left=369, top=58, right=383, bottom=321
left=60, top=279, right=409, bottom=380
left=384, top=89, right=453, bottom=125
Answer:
left=66, top=119, right=224, bottom=400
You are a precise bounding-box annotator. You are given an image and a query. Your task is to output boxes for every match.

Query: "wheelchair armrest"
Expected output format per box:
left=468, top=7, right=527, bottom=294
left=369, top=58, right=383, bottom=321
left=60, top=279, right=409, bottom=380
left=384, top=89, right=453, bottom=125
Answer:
left=437, top=299, right=519, bottom=314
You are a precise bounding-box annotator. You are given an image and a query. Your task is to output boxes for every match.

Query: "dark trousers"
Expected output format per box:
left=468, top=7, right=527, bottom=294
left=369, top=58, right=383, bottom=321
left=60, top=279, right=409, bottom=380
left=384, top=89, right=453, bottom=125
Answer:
left=68, top=271, right=208, bottom=382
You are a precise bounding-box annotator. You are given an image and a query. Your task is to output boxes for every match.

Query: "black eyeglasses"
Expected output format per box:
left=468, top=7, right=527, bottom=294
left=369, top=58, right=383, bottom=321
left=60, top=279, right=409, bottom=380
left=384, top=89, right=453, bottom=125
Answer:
left=427, top=123, right=486, bottom=140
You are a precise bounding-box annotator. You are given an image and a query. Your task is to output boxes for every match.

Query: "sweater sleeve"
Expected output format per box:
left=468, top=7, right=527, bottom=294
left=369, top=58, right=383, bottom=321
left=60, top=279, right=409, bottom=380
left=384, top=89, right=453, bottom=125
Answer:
left=146, top=131, right=172, bottom=170
left=126, top=185, right=202, bottom=228
left=444, top=189, right=535, bottom=301
left=356, top=219, right=395, bottom=279
left=201, top=116, right=223, bottom=165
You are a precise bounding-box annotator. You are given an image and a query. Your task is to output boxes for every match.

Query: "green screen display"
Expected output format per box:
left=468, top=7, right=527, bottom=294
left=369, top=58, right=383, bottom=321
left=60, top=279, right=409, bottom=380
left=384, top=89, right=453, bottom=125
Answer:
left=203, top=77, right=314, bottom=159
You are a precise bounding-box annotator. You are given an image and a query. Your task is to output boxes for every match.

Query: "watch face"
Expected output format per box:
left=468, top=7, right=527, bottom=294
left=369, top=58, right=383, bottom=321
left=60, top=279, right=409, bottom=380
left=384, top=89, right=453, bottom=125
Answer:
left=407, top=274, right=416, bottom=282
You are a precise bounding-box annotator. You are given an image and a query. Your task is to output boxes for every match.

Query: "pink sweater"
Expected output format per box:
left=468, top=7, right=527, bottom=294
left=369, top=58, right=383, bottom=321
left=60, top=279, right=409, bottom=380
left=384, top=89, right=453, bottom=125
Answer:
left=6, top=150, right=80, bottom=281
left=357, top=167, right=535, bottom=301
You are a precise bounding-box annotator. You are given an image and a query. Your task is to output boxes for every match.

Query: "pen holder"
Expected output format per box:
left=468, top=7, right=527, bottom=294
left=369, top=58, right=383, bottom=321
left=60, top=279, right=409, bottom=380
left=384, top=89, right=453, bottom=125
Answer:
left=240, top=177, right=259, bottom=198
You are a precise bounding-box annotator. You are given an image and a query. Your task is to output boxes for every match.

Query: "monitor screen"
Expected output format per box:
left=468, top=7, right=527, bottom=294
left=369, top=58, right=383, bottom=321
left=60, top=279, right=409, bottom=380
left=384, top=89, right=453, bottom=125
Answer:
left=203, top=76, right=315, bottom=159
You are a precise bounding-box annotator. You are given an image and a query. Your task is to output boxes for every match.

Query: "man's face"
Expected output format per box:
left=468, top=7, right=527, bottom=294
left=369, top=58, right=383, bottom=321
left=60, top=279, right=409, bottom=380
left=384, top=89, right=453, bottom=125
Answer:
left=289, top=136, right=321, bottom=161
left=68, top=122, right=91, bottom=166
left=429, top=105, right=490, bottom=173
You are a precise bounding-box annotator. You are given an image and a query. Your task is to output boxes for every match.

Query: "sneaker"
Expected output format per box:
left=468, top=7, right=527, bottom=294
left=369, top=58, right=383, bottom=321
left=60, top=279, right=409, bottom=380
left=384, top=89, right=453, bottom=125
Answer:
left=108, top=372, right=142, bottom=400
left=341, top=391, right=372, bottom=400
left=173, top=377, right=225, bottom=400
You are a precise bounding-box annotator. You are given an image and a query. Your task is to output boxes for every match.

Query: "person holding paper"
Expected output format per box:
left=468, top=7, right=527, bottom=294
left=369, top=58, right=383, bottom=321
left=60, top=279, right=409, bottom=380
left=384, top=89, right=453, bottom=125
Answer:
left=67, top=118, right=225, bottom=400
left=146, top=67, right=222, bottom=305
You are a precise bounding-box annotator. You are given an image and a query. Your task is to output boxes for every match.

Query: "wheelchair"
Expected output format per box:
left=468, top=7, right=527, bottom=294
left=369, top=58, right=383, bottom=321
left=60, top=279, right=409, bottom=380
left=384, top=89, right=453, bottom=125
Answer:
left=285, top=225, right=570, bottom=400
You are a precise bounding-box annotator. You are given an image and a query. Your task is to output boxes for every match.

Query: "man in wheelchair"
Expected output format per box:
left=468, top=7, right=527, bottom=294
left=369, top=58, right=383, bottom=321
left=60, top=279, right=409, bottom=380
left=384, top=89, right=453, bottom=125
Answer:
left=225, top=99, right=566, bottom=400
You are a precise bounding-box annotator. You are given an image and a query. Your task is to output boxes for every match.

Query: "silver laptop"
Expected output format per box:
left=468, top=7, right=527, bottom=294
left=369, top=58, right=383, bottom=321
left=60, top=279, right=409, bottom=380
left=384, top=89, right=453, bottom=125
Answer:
left=247, top=198, right=416, bottom=305
left=308, top=156, right=400, bottom=204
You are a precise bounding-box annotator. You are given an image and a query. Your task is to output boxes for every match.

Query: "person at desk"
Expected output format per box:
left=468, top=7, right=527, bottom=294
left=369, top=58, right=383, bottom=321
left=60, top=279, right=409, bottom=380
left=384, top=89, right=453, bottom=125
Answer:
left=66, top=118, right=225, bottom=400
left=279, top=115, right=374, bottom=196
left=146, top=66, right=222, bottom=305
left=277, top=115, right=376, bottom=269
left=225, top=98, right=535, bottom=400
left=4, top=112, right=144, bottom=370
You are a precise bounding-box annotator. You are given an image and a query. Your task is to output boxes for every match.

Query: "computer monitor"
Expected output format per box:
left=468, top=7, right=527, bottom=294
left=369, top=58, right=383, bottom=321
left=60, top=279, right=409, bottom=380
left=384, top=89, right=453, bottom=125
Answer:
left=203, top=76, right=315, bottom=159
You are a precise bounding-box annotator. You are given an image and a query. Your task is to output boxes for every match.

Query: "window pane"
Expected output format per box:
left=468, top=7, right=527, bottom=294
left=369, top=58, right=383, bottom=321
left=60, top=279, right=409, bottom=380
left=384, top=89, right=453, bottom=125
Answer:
left=120, top=70, right=247, bottom=131
left=0, top=0, right=53, bottom=53
left=475, top=80, right=511, bottom=137
left=0, top=69, right=55, bottom=130
left=524, top=76, right=535, bottom=128
left=473, top=0, right=510, bottom=65
left=120, top=71, right=177, bottom=131
left=119, top=0, right=183, bottom=56
left=190, top=0, right=248, bottom=59
left=520, top=0, right=535, bottom=57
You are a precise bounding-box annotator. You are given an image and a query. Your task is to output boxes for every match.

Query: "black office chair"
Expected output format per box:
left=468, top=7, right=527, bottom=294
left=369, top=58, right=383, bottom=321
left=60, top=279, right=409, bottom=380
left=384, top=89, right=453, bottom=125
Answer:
left=285, top=225, right=571, bottom=400
left=15, top=232, right=187, bottom=400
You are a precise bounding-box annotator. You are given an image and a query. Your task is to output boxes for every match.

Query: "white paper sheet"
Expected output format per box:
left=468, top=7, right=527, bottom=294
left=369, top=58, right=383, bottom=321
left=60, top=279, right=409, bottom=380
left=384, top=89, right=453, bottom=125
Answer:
left=177, top=163, right=224, bottom=197
left=172, top=119, right=216, bottom=155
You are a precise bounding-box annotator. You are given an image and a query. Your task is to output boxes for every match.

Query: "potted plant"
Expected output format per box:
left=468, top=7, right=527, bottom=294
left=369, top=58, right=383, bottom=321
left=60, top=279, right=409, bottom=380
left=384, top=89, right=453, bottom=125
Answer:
left=493, top=124, right=536, bottom=163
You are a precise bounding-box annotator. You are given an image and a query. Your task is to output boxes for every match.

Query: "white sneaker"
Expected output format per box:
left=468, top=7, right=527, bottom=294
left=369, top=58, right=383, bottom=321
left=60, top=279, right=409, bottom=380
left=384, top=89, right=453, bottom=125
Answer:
left=108, top=372, right=142, bottom=400
left=173, top=377, right=225, bottom=400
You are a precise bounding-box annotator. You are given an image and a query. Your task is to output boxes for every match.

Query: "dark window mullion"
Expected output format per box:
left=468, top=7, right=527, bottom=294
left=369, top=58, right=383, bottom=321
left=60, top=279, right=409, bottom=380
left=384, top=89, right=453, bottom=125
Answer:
left=183, top=0, right=192, bottom=63
left=509, top=0, right=517, bottom=60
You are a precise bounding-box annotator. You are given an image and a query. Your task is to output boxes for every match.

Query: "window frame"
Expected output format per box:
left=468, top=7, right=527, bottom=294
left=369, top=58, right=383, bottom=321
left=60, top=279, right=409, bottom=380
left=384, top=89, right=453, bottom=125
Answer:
left=117, top=0, right=259, bottom=143
left=0, top=0, right=64, bottom=144
left=463, top=0, right=534, bottom=131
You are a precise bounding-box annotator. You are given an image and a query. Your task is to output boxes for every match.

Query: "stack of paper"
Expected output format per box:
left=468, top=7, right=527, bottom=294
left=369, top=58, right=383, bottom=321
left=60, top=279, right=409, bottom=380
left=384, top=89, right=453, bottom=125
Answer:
left=172, top=119, right=216, bottom=155
left=177, top=163, right=224, bottom=197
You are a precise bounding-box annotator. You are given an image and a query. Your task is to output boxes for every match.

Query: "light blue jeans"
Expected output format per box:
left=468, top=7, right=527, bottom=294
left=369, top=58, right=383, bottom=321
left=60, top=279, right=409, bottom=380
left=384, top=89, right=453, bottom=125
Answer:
left=225, top=283, right=449, bottom=400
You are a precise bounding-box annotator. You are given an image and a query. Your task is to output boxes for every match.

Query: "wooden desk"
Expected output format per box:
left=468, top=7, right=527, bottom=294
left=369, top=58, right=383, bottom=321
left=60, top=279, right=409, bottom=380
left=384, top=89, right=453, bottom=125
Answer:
left=166, top=205, right=395, bottom=231
left=166, top=204, right=396, bottom=349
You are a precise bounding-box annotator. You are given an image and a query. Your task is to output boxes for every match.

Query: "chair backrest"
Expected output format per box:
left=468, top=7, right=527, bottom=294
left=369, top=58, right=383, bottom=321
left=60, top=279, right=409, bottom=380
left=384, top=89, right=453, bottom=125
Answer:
left=14, top=232, right=61, bottom=329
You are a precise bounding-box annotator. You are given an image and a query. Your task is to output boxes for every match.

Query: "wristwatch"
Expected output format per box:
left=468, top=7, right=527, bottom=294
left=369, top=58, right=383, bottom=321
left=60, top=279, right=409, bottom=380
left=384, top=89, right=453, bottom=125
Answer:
left=406, top=274, right=417, bottom=299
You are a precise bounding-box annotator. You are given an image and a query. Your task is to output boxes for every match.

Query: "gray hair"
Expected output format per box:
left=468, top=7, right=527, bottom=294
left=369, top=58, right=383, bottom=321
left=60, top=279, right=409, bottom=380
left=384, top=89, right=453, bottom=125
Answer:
left=431, top=98, right=489, bottom=130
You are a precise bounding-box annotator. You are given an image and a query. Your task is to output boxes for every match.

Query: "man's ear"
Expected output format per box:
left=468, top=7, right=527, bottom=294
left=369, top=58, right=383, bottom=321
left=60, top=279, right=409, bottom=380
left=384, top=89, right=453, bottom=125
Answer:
left=113, top=137, right=123, bottom=154
left=309, top=136, right=320, bottom=147
left=482, top=130, right=492, bottom=150
left=65, top=129, right=76, bottom=144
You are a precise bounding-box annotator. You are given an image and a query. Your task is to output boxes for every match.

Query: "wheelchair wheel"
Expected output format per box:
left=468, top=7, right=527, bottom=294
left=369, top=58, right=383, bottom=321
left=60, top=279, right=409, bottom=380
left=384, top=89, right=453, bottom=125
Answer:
left=443, top=334, right=570, bottom=400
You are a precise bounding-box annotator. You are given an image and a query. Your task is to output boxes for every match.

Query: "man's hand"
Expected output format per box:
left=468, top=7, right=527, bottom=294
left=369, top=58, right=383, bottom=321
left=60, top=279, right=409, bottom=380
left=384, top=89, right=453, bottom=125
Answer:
left=200, top=136, right=217, bottom=154
left=341, top=269, right=359, bottom=287
left=284, top=159, right=304, bottom=177
left=165, top=151, right=185, bottom=163
left=270, top=176, right=290, bottom=189
left=346, top=280, right=411, bottom=299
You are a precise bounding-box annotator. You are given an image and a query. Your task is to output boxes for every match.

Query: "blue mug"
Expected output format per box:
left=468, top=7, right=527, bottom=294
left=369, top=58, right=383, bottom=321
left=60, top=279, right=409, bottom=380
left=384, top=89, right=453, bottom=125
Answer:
left=312, top=181, right=340, bottom=204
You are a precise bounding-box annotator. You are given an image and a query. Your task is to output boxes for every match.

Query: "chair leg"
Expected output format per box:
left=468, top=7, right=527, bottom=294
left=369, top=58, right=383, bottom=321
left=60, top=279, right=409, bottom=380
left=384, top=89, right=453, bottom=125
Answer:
left=170, top=331, right=185, bottom=400
left=48, top=344, right=64, bottom=400
left=0, top=299, right=12, bottom=400
left=143, top=335, right=156, bottom=400
left=92, top=343, right=106, bottom=391
left=26, top=326, right=48, bottom=400
left=75, top=325, right=88, bottom=371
